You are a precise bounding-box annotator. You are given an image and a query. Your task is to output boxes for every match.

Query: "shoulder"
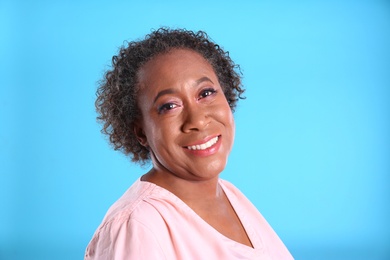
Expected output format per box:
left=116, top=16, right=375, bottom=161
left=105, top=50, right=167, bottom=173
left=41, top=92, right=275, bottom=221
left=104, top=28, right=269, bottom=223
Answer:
left=95, top=179, right=175, bottom=234
left=103, top=179, right=158, bottom=222
left=85, top=180, right=170, bottom=259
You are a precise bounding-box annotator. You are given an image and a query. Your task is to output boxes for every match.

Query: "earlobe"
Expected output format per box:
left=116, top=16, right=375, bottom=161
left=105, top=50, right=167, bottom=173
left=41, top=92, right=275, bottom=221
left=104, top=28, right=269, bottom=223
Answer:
left=133, top=123, right=148, bottom=147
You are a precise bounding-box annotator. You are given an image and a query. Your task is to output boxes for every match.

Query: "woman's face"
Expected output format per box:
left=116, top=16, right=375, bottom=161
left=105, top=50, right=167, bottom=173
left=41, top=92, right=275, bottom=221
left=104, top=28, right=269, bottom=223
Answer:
left=135, top=48, right=235, bottom=181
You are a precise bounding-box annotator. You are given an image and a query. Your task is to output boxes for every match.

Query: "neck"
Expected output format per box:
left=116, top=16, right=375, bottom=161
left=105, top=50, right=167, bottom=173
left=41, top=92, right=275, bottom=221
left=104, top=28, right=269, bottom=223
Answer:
left=141, top=167, right=223, bottom=201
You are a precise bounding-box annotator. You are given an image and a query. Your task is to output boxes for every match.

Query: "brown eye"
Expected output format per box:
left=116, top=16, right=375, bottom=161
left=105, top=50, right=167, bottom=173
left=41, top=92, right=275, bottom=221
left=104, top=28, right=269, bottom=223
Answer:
left=199, top=88, right=217, bottom=99
left=158, top=103, right=177, bottom=114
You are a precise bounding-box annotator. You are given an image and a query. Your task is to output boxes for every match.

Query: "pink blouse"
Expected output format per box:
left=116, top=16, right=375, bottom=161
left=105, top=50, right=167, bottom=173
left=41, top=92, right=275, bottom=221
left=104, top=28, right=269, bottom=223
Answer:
left=85, top=179, right=293, bottom=259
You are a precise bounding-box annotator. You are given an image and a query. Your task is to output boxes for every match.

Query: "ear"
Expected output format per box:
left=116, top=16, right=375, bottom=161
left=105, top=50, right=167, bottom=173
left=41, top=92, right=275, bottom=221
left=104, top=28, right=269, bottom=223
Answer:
left=133, top=122, right=148, bottom=147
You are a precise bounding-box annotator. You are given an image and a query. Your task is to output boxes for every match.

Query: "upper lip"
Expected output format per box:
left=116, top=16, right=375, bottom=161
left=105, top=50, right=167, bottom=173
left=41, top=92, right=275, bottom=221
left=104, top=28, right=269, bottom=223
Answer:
left=183, top=134, right=220, bottom=147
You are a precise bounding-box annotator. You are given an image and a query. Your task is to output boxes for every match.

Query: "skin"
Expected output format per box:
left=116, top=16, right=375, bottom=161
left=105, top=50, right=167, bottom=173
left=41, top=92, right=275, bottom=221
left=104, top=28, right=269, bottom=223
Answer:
left=134, top=48, right=252, bottom=247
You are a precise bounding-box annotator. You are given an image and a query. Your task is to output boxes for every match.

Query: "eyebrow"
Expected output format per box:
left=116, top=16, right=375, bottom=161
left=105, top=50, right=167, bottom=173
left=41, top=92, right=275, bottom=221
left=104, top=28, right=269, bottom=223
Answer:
left=153, top=88, right=177, bottom=104
left=153, top=76, right=214, bottom=104
left=195, top=76, right=214, bottom=86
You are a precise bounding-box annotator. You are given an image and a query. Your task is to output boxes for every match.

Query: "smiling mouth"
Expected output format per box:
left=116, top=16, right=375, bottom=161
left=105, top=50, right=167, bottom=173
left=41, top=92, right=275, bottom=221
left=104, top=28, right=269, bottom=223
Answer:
left=186, top=136, right=219, bottom=151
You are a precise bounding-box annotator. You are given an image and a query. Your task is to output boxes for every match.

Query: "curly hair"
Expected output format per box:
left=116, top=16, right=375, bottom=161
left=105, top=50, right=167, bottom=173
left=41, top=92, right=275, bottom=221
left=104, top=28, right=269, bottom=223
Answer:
left=96, top=28, right=245, bottom=164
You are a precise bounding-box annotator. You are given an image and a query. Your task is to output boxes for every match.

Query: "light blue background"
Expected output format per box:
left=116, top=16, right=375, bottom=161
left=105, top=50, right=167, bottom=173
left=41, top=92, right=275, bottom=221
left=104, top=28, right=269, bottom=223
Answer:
left=1, top=0, right=389, bottom=259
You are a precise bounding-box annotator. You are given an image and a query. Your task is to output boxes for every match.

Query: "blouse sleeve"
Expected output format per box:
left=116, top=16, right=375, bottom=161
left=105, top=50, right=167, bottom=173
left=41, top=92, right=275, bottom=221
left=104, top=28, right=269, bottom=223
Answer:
left=85, top=218, right=166, bottom=260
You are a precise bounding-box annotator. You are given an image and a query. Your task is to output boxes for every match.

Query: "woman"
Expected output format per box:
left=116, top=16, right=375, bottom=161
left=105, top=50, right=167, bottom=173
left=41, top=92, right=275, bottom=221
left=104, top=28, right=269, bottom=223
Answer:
left=85, top=28, right=293, bottom=259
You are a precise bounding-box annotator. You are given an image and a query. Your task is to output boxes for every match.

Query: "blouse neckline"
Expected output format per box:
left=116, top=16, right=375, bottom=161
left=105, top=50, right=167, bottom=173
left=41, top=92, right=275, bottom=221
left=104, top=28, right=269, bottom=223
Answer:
left=137, top=178, right=263, bottom=254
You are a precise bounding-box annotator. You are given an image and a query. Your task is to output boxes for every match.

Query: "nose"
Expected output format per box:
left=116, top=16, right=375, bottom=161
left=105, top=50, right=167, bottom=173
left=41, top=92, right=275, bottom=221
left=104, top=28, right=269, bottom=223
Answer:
left=181, top=104, right=210, bottom=132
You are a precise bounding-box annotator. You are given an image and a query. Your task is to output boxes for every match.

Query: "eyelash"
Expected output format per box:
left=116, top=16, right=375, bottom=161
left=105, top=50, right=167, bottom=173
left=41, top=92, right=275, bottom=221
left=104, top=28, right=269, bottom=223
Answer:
left=199, top=88, right=217, bottom=99
left=157, top=88, right=217, bottom=114
left=158, top=103, right=178, bottom=114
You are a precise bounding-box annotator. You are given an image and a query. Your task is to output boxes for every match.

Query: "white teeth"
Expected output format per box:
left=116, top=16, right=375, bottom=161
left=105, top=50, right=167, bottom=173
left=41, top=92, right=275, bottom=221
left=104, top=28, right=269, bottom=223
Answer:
left=187, top=136, right=219, bottom=150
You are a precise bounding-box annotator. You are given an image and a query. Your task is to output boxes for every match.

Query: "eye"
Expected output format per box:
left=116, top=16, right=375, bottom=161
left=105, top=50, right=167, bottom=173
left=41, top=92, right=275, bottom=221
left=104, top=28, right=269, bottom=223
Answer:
left=199, top=88, right=217, bottom=99
left=158, top=103, right=178, bottom=114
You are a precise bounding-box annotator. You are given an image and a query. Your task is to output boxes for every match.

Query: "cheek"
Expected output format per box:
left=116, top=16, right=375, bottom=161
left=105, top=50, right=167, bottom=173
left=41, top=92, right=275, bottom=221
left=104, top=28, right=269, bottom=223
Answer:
left=218, top=102, right=235, bottom=126
left=146, top=124, right=162, bottom=146
left=223, top=106, right=235, bottom=141
left=213, top=102, right=235, bottom=140
left=227, top=117, right=235, bottom=147
left=144, top=118, right=176, bottom=149
left=141, top=117, right=159, bottom=146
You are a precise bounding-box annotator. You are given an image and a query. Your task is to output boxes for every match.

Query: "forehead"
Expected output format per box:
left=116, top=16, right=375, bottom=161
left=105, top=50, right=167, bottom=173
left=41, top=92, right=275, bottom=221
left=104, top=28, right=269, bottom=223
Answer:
left=137, top=48, right=216, bottom=88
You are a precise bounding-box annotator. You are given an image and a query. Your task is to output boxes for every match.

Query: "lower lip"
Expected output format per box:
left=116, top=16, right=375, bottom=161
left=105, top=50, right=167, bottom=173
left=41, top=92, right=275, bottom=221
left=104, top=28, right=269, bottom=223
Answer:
left=184, top=136, right=222, bottom=157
